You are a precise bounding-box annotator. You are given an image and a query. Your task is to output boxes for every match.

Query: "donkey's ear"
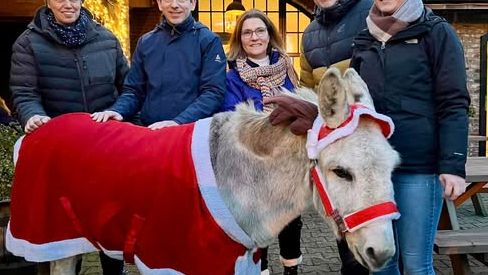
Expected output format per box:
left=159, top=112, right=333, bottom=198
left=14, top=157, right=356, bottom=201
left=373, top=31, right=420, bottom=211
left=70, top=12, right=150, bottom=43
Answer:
left=317, top=67, right=349, bottom=128
left=343, top=68, right=375, bottom=110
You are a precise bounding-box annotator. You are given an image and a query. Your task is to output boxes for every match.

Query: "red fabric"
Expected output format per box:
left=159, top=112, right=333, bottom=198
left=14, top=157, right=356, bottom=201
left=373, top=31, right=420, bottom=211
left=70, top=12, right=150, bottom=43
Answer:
left=9, top=113, right=247, bottom=274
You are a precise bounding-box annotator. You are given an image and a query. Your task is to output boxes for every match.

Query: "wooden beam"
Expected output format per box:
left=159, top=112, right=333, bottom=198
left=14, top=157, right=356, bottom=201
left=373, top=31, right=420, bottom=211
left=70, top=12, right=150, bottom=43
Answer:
left=0, top=0, right=43, bottom=18
left=129, top=0, right=154, bottom=8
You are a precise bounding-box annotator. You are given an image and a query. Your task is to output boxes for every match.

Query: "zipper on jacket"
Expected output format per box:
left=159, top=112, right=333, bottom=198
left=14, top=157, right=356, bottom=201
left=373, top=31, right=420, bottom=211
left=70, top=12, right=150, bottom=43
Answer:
left=74, top=53, right=89, bottom=112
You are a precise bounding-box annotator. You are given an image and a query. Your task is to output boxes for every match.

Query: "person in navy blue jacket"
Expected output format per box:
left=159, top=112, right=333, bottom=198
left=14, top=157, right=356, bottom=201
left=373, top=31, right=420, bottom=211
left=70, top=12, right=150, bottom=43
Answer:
left=220, top=9, right=301, bottom=275
left=92, top=0, right=226, bottom=129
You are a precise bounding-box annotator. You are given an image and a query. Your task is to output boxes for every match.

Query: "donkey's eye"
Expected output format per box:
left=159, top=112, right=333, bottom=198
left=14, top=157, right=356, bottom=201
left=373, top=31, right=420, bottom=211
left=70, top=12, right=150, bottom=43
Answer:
left=332, top=167, right=353, bottom=181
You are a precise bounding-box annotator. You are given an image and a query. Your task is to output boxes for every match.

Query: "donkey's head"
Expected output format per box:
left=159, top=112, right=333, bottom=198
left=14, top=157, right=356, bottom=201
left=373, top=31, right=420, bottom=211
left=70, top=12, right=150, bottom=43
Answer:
left=310, top=68, right=400, bottom=271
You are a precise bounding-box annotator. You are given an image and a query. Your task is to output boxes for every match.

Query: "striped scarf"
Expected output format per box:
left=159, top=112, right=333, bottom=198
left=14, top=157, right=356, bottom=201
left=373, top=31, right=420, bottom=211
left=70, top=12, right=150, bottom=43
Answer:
left=236, top=51, right=298, bottom=113
left=366, top=0, right=424, bottom=43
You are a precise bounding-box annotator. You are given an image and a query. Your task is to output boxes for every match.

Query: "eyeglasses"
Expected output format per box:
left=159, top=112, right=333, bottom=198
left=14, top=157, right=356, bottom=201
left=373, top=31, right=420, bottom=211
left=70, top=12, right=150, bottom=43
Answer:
left=241, top=27, right=268, bottom=39
left=161, top=0, right=190, bottom=4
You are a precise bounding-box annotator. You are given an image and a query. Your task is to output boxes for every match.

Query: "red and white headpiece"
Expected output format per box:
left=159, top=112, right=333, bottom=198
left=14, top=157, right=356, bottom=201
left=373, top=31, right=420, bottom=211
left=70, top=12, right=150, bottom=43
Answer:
left=306, top=103, right=394, bottom=160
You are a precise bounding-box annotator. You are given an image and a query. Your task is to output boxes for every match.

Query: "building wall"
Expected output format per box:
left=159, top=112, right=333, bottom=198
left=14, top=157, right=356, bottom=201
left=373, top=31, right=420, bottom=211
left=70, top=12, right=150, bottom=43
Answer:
left=454, top=22, right=488, bottom=155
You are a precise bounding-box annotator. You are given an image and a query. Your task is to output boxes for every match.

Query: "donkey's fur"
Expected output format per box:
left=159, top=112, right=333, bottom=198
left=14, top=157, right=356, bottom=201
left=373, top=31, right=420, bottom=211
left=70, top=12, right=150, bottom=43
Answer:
left=14, top=68, right=399, bottom=273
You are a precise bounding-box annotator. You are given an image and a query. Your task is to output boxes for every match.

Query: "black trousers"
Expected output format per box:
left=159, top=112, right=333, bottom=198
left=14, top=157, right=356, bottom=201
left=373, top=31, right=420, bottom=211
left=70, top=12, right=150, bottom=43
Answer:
left=261, top=216, right=303, bottom=270
left=336, top=238, right=369, bottom=275
left=99, top=252, right=124, bottom=275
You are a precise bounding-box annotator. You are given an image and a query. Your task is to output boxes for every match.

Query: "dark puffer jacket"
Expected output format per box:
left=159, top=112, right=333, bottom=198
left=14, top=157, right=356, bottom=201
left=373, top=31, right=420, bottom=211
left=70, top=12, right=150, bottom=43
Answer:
left=10, top=7, right=129, bottom=127
left=300, top=0, right=372, bottom=89
left=351, top=9, right=470, bottom=177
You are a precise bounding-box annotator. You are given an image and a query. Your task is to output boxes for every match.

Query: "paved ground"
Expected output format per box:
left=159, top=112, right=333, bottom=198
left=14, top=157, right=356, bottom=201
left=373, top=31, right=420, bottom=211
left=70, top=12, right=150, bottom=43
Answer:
left=81, top=195, right=488, bottom=275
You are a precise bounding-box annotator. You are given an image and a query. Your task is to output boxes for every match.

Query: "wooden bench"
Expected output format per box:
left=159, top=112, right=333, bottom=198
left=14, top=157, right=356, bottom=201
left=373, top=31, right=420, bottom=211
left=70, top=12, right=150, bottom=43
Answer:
left=434, top=229, right=488, bottom=274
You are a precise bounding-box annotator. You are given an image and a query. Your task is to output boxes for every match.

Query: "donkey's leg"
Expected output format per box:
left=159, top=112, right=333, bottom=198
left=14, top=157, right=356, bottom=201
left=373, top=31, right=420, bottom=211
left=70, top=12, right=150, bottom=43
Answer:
left=50, top=255, right=79, bottom=275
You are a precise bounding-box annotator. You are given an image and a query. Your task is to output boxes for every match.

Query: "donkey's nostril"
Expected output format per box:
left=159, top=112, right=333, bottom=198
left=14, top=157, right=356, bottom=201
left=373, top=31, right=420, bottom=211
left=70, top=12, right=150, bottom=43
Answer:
left=366, top=247, right=390, bottom=266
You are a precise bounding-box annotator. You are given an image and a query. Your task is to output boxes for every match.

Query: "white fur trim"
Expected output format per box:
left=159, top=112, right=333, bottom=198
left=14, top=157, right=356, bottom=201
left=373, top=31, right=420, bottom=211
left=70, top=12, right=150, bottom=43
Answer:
left=134, top=256, right=185, bottom=274
left=280, top=254, right=303, bottom=267
left=192, top=118, right=254, bottom=249
left=6, top=222, right=97, bottom=262
left=13, top=135, right=24, bottom=165
left=98, top=243, right=123, bottom=260
left=307, top=105, right=394, bottom=159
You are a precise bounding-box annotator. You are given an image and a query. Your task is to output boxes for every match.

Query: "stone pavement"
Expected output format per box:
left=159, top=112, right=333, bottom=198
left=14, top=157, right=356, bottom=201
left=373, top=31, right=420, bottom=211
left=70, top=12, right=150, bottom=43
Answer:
left=80, top=194, right=488, bottom=275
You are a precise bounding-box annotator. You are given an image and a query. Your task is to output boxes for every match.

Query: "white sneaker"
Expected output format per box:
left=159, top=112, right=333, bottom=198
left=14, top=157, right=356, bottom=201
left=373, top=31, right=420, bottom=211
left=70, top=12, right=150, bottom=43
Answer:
left=261, top=269, right=270, bottom=275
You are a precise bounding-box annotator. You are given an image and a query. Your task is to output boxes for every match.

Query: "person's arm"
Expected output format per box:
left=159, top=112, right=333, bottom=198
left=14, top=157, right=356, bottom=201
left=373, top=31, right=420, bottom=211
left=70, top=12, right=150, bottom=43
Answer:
left=109, top=37, right=147, bottom=120
left=10, top=33, right=48, bottom=129
left=172, top=35, right=226, bottom=124
left=429, top=22, right=470, bottom=200
left=221, top=71, right=245, bottom=112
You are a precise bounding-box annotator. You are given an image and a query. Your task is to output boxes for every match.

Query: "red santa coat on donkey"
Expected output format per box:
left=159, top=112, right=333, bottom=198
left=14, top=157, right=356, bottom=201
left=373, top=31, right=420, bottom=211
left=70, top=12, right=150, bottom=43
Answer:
left=7, top=113, right=260, bottom=275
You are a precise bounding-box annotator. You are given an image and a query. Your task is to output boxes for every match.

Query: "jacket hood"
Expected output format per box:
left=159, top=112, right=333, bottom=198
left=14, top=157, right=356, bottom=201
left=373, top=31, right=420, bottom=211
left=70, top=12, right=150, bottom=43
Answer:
left=28, top=6, right=98, bottom=46
left=354, top=8, right=445, bottom=46
left=314, top=0, right=361, bottom=25
left=158, top=15, right=205, bottom=35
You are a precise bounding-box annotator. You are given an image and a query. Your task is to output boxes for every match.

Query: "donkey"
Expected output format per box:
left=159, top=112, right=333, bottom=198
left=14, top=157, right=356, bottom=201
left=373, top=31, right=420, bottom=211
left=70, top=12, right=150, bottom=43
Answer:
left=7, top=68, right=400, bottom=274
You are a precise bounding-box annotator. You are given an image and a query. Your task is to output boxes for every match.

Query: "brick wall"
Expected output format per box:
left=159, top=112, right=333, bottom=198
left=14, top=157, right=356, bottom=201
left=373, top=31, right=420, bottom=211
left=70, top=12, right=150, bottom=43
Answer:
left=453, top=23, right=488, bottom=156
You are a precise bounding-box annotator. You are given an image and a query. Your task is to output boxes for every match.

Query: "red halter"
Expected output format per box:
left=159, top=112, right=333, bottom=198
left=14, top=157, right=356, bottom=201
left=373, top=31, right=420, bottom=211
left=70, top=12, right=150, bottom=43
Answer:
left=306, top=104, right=400, bottom=235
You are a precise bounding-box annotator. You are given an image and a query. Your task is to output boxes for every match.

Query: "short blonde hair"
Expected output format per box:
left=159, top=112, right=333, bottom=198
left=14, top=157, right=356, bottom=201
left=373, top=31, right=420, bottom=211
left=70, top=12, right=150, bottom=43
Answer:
left=227, top=9, right=287, bottom=61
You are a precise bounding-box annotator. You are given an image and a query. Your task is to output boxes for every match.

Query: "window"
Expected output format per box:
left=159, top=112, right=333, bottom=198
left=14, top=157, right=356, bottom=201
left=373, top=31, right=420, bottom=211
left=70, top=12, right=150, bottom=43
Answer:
left=196, top=0, right=311, bottom=74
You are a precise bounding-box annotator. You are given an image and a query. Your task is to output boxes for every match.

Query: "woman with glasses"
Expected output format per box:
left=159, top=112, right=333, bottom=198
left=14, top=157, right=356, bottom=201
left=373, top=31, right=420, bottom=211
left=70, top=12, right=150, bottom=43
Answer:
left=221, top=9, right=301, bottom=275
left=10, top=0, right=129, bottom=273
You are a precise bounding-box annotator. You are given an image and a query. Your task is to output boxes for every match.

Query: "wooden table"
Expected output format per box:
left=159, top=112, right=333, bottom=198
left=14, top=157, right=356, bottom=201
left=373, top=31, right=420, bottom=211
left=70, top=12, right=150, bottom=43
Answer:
left=437, top=157, right=488, bottom=274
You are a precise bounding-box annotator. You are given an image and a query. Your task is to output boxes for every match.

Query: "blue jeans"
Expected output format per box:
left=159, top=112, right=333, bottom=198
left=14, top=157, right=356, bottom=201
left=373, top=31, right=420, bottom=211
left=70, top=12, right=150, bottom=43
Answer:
left=374, top=173, right=443, bottom=275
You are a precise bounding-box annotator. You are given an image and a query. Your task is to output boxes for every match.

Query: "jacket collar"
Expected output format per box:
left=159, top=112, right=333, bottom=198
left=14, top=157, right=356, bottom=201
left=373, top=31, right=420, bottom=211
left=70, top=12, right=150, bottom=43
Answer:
left=354, top=8, right=444, bottom=47
left=314, top=0, right=360, bottom=25
left=29, top=6, right=98, bottom=46
left=158, top=15, right=198, bottom=36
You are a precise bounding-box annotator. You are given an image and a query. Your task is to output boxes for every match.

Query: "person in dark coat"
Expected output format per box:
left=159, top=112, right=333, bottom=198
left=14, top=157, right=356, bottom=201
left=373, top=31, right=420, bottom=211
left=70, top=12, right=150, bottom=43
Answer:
left=10, top=0, right=128, bottom=134
left=221, top=9, right=301, bottom=275
left=9, top=0, right=129, bottom=273
left=300, top=0, right=372, bottom=90
left=350, top=0, right=470, bottom=273
left=300, top=0, right=372, bottom=274
left=92, top=0, right=226, bottom=129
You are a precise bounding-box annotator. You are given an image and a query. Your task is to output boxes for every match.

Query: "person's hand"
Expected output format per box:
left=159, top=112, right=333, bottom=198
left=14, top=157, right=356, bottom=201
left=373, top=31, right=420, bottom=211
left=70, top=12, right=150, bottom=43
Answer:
left=91, top=110, right=123, bottom=122
left=439, top=174, right=467, bottom=201
left=264, top=95, right=318, bottom=135
left=25, top=115, right=51, bottom=134
left=148, top=120, right=178, bottom=130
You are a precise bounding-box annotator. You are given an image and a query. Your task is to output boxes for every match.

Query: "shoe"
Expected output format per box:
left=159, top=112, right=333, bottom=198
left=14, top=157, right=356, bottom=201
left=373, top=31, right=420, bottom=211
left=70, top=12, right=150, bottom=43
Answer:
left=261, top=269, right=270, bottom=275
left=283, top=265, right=298, bottom=275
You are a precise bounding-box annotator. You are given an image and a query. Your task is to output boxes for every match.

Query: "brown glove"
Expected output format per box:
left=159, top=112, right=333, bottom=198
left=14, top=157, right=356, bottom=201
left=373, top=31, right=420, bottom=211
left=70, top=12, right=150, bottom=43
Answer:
left=264, top=95, right=318, bottom=136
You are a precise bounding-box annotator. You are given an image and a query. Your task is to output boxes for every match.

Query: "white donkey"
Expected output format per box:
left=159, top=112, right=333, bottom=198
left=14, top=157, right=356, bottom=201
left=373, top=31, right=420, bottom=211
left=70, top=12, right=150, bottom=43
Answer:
left=7, top=68, right=400, bottom=275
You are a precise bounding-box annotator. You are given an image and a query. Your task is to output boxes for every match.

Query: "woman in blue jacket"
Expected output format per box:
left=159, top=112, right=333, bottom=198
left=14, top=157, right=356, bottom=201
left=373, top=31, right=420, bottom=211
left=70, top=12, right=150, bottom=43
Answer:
left=350, top=0, right=470, bottom=274
left=221, top=9, right=300, bottom=275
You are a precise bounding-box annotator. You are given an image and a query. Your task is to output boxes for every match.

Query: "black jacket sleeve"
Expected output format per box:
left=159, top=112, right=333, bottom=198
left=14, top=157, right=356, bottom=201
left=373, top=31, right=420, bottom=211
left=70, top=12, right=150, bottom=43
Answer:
left=10, top=32, right=47, bottom=127
left=427, top=22, right=470, bottom=178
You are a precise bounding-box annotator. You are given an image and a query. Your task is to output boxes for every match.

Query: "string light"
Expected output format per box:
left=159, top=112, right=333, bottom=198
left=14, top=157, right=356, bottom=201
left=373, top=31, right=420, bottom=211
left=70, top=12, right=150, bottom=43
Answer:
left=84, top=0, right=130, bottom=58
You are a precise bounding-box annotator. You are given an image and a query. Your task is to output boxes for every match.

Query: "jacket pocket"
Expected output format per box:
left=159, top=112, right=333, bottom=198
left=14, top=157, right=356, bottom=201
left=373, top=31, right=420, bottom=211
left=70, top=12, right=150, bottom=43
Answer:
left=400, top=97, right=435, bottom=119
left=84, top=50, right=116, bottom=85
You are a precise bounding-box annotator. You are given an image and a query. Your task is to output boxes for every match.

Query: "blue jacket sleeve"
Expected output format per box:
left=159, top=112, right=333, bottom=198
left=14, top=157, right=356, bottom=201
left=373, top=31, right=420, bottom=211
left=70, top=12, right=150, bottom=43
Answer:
left=109, top=38, right=147, bottom=120
left=173, top=35, right=226, bottom=124
left=428, top=22, right=470, bottom=177
left=221, top=71, right=245, bottom=112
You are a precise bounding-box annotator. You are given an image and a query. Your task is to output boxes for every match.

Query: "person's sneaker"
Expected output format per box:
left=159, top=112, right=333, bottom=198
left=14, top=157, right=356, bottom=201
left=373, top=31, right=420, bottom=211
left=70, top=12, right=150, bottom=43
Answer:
left=283, top=265, right=298, bottom=275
